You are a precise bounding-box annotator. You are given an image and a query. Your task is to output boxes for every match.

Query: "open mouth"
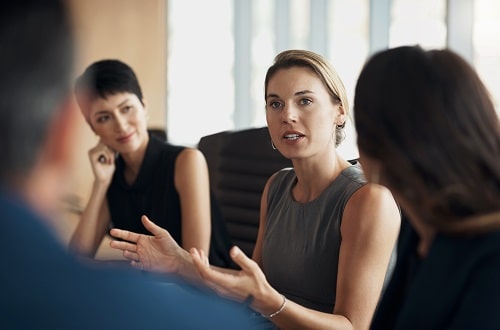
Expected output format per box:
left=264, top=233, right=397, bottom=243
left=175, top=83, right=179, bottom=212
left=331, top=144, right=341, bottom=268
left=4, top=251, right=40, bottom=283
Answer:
left=283, top=133, right=304, bottom=141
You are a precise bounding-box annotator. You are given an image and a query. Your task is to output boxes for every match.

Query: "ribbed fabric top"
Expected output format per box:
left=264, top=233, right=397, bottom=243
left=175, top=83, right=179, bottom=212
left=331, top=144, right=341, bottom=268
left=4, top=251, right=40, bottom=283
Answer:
left=262, top=164, right=366, bottom=312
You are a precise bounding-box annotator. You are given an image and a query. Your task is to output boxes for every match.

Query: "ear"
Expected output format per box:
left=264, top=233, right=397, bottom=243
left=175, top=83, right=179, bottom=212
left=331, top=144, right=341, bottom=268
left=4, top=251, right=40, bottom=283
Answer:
left=335, top=104, right=346, bottom=126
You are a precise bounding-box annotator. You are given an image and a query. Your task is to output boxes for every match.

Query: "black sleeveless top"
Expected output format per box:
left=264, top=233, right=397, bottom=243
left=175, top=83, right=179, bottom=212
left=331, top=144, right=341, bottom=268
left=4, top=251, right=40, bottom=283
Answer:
left=107, top=134, right=233, bottom=267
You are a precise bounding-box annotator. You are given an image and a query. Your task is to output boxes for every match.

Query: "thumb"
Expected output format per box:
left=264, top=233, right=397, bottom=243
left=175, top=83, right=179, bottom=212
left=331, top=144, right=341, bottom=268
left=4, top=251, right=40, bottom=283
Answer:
left=141, top=215, right=165, bottom=236
left=229, top=246, right=255, bottom=271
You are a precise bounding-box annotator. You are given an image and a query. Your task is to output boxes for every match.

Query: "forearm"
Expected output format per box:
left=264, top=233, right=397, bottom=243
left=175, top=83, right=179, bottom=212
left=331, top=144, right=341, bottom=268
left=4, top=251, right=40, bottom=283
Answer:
left=69, top=181, right=109, bottom=257
left=256, top=294, right=353, bottom=330
left=181, top=216, right=211, bottom=255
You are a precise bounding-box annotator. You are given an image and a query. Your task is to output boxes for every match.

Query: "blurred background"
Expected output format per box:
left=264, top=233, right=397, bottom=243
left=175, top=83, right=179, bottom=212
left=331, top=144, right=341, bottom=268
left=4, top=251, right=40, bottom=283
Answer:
left=62, top=0, right=500, bottom=255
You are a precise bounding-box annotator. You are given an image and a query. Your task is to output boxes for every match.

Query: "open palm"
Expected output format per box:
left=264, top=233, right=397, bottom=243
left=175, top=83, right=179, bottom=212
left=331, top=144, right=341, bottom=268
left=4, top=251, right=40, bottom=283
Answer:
left=109, top=215, right=187, bottom=273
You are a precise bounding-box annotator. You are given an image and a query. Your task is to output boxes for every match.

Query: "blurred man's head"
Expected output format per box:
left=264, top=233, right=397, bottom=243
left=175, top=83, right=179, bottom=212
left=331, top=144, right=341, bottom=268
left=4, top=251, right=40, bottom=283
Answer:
left=0, top=0, right=77, bottom=213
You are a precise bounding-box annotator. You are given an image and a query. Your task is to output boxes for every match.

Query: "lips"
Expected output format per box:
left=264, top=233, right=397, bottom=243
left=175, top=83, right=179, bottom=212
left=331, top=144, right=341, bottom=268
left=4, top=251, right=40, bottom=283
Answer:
left=282, top=131, right=305, bottom=142
left=283, top=133, right=302, bottom=140
left=117, top=132, right=134, bottom=143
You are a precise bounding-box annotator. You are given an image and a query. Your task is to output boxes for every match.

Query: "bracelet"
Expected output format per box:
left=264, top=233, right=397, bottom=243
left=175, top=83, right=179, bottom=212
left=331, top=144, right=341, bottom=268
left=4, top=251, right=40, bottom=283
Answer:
left=263, top=294, right=287, bottom=318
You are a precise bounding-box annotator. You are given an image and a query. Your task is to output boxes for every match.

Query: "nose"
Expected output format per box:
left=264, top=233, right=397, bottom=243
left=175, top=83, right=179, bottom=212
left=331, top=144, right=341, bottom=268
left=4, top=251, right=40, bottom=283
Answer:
left=281, top=103, right=298, bottom=123
left=114, top=114, right=128, bottom=132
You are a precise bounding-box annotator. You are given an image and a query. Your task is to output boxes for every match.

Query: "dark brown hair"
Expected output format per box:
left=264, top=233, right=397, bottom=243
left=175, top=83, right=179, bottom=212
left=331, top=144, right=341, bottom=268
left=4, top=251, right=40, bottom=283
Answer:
left=354, top=45, right=500, bottom=235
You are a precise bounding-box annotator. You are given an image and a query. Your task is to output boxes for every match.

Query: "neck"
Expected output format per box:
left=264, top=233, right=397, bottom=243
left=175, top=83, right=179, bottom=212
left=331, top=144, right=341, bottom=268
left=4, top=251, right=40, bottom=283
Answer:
left=292, top=151, right=350, bottom=203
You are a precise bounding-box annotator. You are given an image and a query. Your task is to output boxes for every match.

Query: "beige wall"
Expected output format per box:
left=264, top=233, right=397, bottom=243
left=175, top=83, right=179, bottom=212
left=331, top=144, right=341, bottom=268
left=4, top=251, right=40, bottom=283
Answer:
left=54, top=0, right=167, bottom=257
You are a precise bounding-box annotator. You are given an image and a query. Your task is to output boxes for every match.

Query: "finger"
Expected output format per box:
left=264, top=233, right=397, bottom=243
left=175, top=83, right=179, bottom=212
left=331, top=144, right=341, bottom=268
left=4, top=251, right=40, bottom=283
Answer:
left=109, top=228, right=141, bottom=243
left=109, top=240, right=137, bottom=253
left=123, top=249, right=140, bottom=261
left=191, top=249, right=225, bottom=283
left=142, top=215, right=169, bottom=237
left=191, top=249, right=239, bottom=299
left=229, top=246, right=257, bottom=272
left=191, top=248, right=210, bottom=275
left=200, top=249, right=210, bottom=267
left=91, top=144, right=113, bottom=162
left=191, top=249, right=217, bottom=286
left=131, top=260, right=145, bottom=271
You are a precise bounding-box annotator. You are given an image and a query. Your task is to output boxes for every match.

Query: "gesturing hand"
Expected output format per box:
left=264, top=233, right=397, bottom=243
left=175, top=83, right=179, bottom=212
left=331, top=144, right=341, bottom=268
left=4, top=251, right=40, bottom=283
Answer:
left=190, top=246, right=279, bottom=314
left=109, top=215, right=187, bottom=274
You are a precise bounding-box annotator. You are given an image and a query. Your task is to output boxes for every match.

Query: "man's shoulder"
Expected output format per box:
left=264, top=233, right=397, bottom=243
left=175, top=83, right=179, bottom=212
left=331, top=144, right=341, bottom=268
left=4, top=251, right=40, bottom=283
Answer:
left=0, top=192, right=254, bottom=330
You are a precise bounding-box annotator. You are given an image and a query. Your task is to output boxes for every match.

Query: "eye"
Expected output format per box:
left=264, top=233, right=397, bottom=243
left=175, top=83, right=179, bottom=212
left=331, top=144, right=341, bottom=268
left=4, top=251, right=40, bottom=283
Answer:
left=96, top=115, right=110, bottom=123
left=299, top=98, right=312, bottom=106
left=122, top=105, right=133, bottom=112
left=267, top=100, right=283, bottom=110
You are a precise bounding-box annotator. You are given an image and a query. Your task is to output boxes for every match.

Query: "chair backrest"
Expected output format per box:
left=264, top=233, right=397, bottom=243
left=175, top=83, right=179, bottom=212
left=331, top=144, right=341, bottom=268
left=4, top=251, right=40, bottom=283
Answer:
left=148, top=127, right=167, bottom=141
left=198, top=127, right=293, bottom=257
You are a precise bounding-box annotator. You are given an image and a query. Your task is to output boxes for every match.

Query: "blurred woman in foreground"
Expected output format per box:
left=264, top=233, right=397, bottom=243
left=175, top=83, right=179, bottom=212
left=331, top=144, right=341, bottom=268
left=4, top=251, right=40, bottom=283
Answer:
left=353, top=45, right=500, bottom=329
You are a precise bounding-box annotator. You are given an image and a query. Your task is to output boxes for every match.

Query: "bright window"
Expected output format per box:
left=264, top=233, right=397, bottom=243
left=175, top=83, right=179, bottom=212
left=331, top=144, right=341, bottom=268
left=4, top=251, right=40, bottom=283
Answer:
left=389, top=0, right=447, bottom=49
left=167, top=0, right=499, bottom=151
left=474, top=0, right=500, bottom=113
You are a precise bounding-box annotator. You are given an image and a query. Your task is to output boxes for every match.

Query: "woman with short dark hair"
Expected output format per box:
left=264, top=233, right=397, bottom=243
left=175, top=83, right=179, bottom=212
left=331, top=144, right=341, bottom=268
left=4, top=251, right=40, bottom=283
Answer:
left=70, top=59, right=232, bottom=267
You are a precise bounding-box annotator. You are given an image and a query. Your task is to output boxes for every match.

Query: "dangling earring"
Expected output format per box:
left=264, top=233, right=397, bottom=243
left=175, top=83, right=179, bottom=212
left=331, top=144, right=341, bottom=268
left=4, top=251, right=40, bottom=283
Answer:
left=271, top=141, right=277, bottom=150
left=333, top=122, right=346, bottom=144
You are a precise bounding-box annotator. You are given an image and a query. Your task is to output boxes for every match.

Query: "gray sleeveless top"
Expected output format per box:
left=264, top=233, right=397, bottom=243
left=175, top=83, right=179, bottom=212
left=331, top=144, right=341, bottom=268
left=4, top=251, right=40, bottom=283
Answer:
left=261, top=163, right=366, bottom=312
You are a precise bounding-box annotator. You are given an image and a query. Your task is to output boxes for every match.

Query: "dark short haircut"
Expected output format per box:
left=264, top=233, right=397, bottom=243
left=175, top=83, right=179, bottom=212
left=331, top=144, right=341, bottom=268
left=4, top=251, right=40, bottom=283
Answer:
left=354, top=45, right=500, bottom=233
left=75, top=59, right=144, bottom=106
left=0, top=0, right=74, bottom=181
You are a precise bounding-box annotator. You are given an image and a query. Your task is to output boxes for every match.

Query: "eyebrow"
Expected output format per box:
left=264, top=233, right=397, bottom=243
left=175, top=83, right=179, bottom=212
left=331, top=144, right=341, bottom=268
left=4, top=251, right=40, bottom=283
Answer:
left=117, top=98, right=131, bottom=107
left=266, top=90, right=315, bottom=100
left=94, top=98, right=131, bottom=116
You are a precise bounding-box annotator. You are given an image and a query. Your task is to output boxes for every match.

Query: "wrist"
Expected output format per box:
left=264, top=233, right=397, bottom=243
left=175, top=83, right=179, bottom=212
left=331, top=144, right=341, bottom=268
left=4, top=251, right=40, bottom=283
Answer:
left=262, top=294, right=287, bottom=318
left=252, top=289, right=286, bottom=317
left=92, top=179, right=110, bottom=192
left=176, top=249, right=198, bottom=280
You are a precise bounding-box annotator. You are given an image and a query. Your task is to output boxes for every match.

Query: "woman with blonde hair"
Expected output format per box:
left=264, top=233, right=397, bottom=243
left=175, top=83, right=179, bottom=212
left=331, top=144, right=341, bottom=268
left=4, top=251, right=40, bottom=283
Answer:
left=110, top=50, right=401, bottom=329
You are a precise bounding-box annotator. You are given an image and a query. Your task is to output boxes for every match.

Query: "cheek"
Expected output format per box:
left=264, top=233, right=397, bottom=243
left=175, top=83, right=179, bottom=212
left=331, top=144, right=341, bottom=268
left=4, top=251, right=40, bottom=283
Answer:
left=266, top=114, right=280, bottom=134
left=137, top=112, right=149, bottom=128
left=310, top=114, right=334, bottom=135
left=93, top=128, right=113, bottom=143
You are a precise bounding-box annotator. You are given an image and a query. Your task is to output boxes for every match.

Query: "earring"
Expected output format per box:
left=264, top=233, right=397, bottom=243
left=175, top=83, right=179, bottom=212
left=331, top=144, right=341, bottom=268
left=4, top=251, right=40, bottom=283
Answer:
left=271, top=141, right=277, bottom=150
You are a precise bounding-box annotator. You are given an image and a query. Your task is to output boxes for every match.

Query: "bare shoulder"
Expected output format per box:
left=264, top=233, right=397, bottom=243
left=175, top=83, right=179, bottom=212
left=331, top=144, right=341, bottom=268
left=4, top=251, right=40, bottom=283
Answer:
left=343, top=183, right=401, bottom=236
left=175, top=147, right=207, bottom=168
left=173, top=147, right=209, bottom=188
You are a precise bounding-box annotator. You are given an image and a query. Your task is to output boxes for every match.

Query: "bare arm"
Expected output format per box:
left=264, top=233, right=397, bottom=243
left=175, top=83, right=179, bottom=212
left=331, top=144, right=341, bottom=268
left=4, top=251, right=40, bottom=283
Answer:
left=332, top=183, right=401, bottom=330
left=174, top=148, right=211, bottom=254
left=108, top=170, right=280, bottom=281
left=191, top=182, right=401, bottom=330
left=69, top=143, right=115, bottom=257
